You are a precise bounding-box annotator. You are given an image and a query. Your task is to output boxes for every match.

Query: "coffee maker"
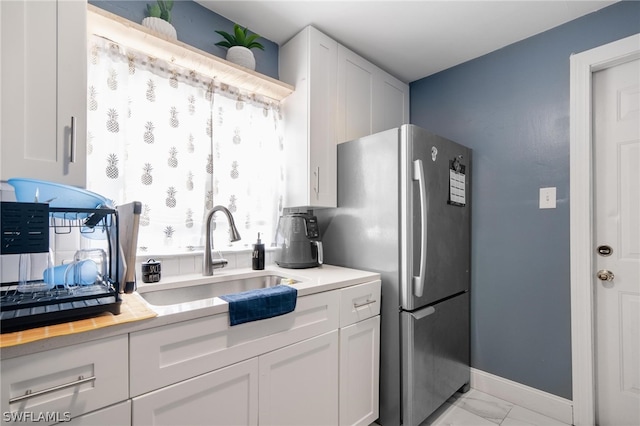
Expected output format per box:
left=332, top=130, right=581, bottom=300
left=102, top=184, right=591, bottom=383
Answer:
left=274, top=211, right=323, bottom=269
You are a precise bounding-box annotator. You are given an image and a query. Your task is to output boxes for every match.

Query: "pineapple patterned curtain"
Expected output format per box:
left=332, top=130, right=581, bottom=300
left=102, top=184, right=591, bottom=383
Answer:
left=87, top=36, right=285, bottom=254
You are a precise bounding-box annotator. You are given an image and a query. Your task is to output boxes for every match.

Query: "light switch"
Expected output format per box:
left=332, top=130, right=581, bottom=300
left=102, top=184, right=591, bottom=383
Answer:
left=539, top=187, right=556, bottom=209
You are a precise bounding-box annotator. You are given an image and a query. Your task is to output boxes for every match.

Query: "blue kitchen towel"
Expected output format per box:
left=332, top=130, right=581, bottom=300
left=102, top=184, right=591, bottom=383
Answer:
left=220, top=285, right=297, bottom=326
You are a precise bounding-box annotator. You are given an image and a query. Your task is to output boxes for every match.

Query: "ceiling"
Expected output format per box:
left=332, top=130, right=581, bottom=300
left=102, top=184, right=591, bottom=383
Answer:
left=196, top=1, right=617, bottom=83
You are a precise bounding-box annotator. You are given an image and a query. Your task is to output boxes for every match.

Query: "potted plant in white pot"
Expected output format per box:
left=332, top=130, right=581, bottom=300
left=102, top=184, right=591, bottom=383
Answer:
left=215, top=24, right=265, bottom=71
left=142, top=0, right=177, bottom=40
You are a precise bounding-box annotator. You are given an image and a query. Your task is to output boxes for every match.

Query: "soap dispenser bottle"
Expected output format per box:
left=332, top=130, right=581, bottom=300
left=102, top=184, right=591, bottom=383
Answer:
left=252, top=233, right=265, bottom=270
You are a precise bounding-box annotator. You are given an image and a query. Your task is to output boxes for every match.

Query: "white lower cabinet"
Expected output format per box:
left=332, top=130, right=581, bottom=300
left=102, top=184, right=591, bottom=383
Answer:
left=0, top=335, right=129, bottom=426
left=127, top=282, right=379, bottom=426
left=132, top=330, right=341, bottom=426
left=129, top=290, right=339, bottom=397
left=2, top=280, right=380, bottom=426
left=259, top=330, right=339, bottom=426
left=132, top=359, right=259, bottom=426
left=339, top=316, right=381, bottom=426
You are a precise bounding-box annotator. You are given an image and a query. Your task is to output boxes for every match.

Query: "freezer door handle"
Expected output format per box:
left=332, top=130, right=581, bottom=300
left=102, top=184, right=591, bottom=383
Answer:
left=410, top=305, right=436, bottom=320
left=412, top=159, right=427, bottom=297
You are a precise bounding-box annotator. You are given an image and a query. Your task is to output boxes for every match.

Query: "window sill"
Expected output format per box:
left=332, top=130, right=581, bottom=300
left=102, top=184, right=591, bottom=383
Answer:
left=87, top=5, right=294, bottom=102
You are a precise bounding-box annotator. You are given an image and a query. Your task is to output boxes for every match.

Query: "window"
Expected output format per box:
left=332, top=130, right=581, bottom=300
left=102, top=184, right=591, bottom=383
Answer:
left=86, top=36, right=284, bottom=255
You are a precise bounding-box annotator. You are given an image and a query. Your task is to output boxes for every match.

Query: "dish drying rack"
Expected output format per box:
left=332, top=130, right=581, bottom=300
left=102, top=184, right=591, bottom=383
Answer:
left=1, top=204, right=122, bottom=333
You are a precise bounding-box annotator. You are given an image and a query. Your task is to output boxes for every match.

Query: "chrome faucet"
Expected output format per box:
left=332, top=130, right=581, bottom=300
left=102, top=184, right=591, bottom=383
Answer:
left=203, top=205, right=241, bottom=276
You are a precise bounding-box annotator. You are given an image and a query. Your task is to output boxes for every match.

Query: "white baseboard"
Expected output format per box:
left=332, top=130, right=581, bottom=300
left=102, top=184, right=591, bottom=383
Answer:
left=470, top=368, right=574, bottom=425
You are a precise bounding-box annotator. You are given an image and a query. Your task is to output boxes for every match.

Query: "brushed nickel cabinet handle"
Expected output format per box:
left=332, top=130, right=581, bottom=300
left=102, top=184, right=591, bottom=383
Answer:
left=313, top=166, right=320, bottom=199
left=70, top=116, right=77, bottom=163
left=354, top=299, right=376, bottom=309
left=9, top=375, right=96, bottom=404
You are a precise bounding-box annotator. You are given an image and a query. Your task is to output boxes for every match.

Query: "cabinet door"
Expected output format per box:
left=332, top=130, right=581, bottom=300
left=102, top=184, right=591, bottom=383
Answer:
left=308, top=28, right=338, bottom=207
left=0, top=0, right=87, bottom=186
left=339, top=316, right=380, bottom=426
left=337, top=46, right=375, bottom=144
left=280, top=26, right=337, bottom=208
left=259, top=330, right=339, bottom=426
left=373, top=70, right=409, bottom=134
left=132, top=358, right=259, bottom=426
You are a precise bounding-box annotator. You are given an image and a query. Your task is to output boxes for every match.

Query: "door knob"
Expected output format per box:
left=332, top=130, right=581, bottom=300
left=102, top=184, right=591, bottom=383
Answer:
left=596, top=269, right=615, bottom=282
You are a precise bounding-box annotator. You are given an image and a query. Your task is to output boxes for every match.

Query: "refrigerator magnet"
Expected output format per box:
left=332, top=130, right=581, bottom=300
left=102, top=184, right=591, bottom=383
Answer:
left=448, top=156, right=466, bottom=206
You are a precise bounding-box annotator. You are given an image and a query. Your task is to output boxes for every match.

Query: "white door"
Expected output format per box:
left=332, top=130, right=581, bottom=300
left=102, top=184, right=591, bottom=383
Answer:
left=593, top=57, right=640, bottom=426
left=372, top=70, right=409, bottom=135
left=132, top=358, right=259, bottom=426
left=337, top=45, right=375, bottom=143
left=339, top=316, right=380, bottom=426
left=259, top=330, right=339, bottom=426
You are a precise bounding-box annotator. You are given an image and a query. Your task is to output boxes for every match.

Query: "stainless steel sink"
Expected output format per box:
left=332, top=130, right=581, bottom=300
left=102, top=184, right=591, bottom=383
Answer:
left=139, top=274, right=294, bottom=307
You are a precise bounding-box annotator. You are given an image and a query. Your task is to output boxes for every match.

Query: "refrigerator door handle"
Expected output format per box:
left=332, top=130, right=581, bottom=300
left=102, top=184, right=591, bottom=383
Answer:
left=410, top=305, right=435, bottom=320
left=412, top=159, right=427, bottom=298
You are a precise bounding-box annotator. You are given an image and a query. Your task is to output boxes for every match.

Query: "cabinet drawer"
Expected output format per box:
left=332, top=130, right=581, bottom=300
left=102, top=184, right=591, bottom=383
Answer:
left=1, top=335, right=128, bottom=426
left=130, top=290, right=340, bottom=396
left=339, top=280, right=381, bottom=327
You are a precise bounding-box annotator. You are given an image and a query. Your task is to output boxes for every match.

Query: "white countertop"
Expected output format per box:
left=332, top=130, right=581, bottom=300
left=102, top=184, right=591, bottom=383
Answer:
left=1, top=264, right=379, bottom=360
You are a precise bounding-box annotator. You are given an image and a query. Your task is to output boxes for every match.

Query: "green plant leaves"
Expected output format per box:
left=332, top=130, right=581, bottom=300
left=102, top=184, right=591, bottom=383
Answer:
left=234, top=25, right=246, bottom=45
left=146, top=0, right=173, bottom=23
left=146, top=3, right=161, bottom=18
left=214, top=24, right=265, bottom=51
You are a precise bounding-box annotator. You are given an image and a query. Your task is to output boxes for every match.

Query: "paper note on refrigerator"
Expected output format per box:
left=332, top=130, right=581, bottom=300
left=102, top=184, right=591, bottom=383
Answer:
left=449, top=169, right=466, bottom=206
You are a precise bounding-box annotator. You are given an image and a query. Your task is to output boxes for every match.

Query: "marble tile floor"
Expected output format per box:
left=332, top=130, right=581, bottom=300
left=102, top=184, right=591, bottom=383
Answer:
left=372, top=389, right=571, bottom=426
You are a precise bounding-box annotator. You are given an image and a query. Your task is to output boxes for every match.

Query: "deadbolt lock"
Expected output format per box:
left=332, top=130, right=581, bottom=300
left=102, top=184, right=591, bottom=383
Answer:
left=597, top=245, right=613, bottom=256
left=596, top=269, right=615, bottom=282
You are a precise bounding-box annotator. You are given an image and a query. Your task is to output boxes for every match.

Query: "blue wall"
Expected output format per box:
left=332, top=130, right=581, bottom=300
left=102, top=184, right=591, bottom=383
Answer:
left=410, top=1, right=639, bottom=399
left=89, top=1, right=279, bottom=79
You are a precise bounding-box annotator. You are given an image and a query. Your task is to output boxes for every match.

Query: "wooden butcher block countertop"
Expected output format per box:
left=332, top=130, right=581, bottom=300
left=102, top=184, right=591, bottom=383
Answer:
left=0, top=292, right=157, bottom=348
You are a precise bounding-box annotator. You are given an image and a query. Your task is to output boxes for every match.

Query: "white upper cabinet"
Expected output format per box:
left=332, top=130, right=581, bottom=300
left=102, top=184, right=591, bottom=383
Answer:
left=1, top=0, right=87, bottom=187
left=280, top=26, right=338, bottom=208
left=337, top=46, right=376, bottom=143
left=373, top=68, right=410, bottom=135
left=337, top=44, right=410, bottom=143
left=280, top=26, right=409, bottom=208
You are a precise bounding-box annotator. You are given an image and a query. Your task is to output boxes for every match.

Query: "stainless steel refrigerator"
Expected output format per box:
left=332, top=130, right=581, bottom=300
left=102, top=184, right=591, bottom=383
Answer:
left=318, top=124, right=471, bottom=426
